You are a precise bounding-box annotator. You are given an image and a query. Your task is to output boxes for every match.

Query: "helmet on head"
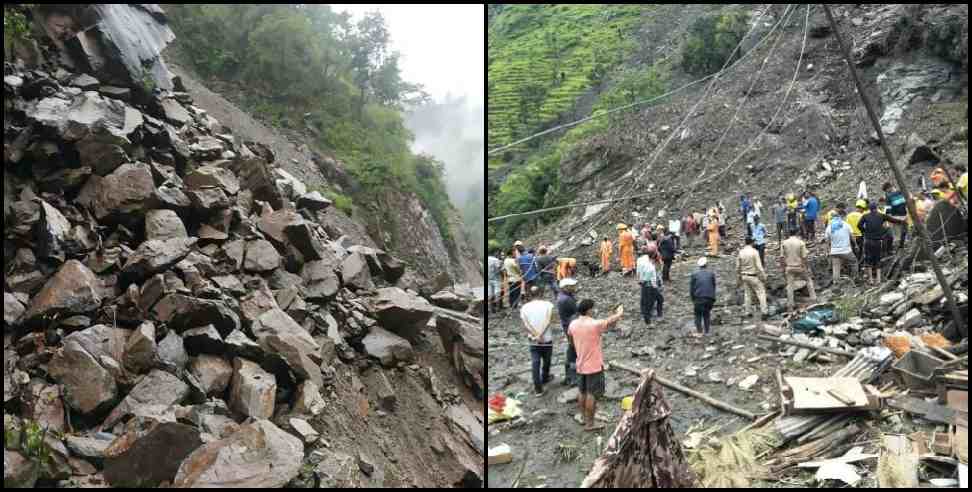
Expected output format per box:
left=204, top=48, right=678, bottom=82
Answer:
left=855, top=199, right=867, bottom=210
left=616, top=223, right=628, bottom=230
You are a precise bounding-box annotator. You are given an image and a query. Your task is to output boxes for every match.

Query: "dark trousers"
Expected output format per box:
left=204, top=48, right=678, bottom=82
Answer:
left=508, top=281, right=521, bottom=308
left=662, top=258, right=673, bottom=282
left=564, top=327, right=577, bottom=384
left=693, top=298, right=715, bottom=334
left=776, top=223, right=785, bottom=243
left=755, top=244, right=766, bottom=267
left=804, top=219, right=816, bottom=241
left=537, top=273, right=558, bottom=299
left=530, top=344, right=552, bottom=387
left=640, top=284, right=661, bottom=323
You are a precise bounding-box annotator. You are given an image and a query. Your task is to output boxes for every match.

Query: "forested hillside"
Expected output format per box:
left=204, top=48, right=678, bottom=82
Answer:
left=164, top=4, right=457, bottom=248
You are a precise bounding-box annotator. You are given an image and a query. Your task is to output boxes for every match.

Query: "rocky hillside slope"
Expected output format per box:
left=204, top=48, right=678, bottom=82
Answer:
left=488, top=4, right=968, bottom=248
left=3, top=4, right=483, bottom=488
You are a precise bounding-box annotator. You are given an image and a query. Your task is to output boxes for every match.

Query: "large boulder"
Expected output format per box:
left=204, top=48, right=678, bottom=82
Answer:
left=122, top=237, right=196, bottom=282
left=123, top=321, right=157, bottom=374
left=284, top=222, right=330, bottom=262
left=103, top=422, right=203, bottom=488
left=4, top=450, right=39, bottom=488
left=369, top=288, right=435, bottom=341
left=144, top=209, right=187, bottom=241
left=251, top=309, right=323, bottom=387
left=23, top=260, right=103, bottom=325
left=39, top=4, right=176, bottom=94
left=185, top=166, right=239, bottom=195
left=80, top=162, right=156, bottom=221
left=435, top=314, right=485, bottom=398
left=4, top=292, right=26, bottom=328
left=430, top=290, right=470, bottom=312
left=361, top=327, right=415, bottom=368
left=152, top=294, right=240, bottom=336
left=301, top=260, right=341, bottom=301
left=101, top=370, right=189, bottom=430
left=34, top=200, right=73, bottom=262
left=188, top=355, right=233, bottom=397
left=173, top=420, right=303, bottom=488
left=244, top=240, right=281, bottom=273
left=257, top=208, right=304, bottom=245
left=48, top=338, right=117, bottom=415
left=341, top=251, right=374, bottom=291
left=228, top=358, right=276, bottom=420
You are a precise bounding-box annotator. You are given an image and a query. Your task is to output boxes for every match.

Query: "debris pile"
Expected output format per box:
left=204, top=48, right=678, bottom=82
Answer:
left=4, top=4, right=483, bottom=488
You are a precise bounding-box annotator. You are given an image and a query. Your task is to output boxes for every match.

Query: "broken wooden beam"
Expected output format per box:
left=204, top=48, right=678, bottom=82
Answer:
left=611, top=361, right=758, bottom=420
left=756, top=334, right=855, bottom=357
left=768, top=424, right=862, bottom=472
left=877, top=434, right=919, bottom=488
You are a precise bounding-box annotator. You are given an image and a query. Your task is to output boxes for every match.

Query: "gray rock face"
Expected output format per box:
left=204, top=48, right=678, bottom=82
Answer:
left=103, top=422, right=203, bottom=488
left=24, top=260, right=103, bottom=324
left=182, top=324, right=224, bottom=355
left=101, top=370, right=189, bottom=430
left=430, top=291, right=470, bottom=312
left=362, top=327, right=415, bottom=368
left=48, top=339, right=118, bottom=415
left=174, top=420, right=303, bottom=488
left=157, top=330, right=188, bottom=373
left=123, top=321, right=157, bottom=374
left=302, top=260, right=341, bottom=301
left=188, top=187, right=231, bottom=211
left=144, top=209, right=187, bottom=241
left=4, top=449, right=39, bottom=488
left=189, top=355, right=233, bottom=397
left=224, top=330, right=264, bottom=361
left=228, top=358, right=276, bottom=420
left=877, top=59, right=963, bottom=135
left=297, top=191, right=332, bottom=211
left=435, top=314, right=485, bottom=398
left=251, top=309, right=323, bottom=387
left=258, top=208, right=304, bottom=246
left=56, top=4, right=176, bottom=93
left=293, top=380, right=326, bottom=416
left=285, top=222, right=330, bottom=262
left=341, top=252, right=374, bottom=291
left=65, top=435, right=113, bottom=461
left=122, top=237, right=197, bottom=282
left=35, top=200, right=73, bottom=262
left=186, top=165, right=239, bottom=195
left=161, top=97, right=190, bottom=125
left=244, top=240, right=281, bottom=273
left=4, top=292, right=26, bottom=328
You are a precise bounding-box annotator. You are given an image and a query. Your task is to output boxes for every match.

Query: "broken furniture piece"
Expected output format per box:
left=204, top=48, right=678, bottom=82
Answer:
left=778, top=376, right=882, bottom=416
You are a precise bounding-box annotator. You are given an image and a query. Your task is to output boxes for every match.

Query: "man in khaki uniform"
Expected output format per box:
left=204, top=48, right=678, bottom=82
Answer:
left=781, top=227, right=817, bottom=310
left=736, top=237, right=768, bottom=320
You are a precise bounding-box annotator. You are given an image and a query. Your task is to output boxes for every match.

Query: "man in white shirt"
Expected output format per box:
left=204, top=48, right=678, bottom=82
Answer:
left=487, top=249, right=503, bottom=314
left=667, top=217, right=682, bottom=251
left=636, top=247, right=662, bottom=327
left=521, top=286, right=555, bottom=396
left=824, top=206, right=858, bottom=286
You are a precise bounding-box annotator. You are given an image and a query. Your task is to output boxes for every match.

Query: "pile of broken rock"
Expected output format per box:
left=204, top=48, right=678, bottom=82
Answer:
left=3, top=4, right=483, bottom=489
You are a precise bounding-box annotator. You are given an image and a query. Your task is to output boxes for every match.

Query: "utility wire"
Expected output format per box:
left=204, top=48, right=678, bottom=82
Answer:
left=487, top=192, right=657, bottom=223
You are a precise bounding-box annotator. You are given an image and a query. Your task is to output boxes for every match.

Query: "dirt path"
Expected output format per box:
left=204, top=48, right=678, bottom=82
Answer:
left=487, top=222, right=851, bottom=488
left=166, top=56, right=329, bottom=191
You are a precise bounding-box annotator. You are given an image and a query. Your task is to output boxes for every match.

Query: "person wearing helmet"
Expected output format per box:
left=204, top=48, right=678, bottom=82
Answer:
left=618, top=224, right=636, bottom=275
left=690, top=257, right=717, bottom=337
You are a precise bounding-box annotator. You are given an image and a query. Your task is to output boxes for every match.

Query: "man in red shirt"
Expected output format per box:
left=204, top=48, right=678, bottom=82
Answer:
left=568, top=299, right=623, bottom=431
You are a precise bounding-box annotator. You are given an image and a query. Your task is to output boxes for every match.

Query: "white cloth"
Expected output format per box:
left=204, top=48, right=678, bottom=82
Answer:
left=857, top=180, right=868, bottom=200
left=826, top=220, right=854, bottom=255
left=520, top=300, right=554, bottom=344
left=668, top=219, right=681, bottom=235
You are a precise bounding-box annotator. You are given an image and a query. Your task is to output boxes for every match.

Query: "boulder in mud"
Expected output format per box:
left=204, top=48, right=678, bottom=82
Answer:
left=103, top=422, right=203, bottom=488
left=23, top=260, right=103, bottom=324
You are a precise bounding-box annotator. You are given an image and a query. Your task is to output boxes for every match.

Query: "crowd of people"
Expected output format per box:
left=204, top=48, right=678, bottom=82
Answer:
left=485, top=164, right=968, bottom=430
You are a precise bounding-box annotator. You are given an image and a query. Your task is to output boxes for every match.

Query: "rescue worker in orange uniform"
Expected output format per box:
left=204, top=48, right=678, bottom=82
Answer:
left=617, top=224, right=636, bottom=275
left=707, top=208, right=721, bottom=257
left=599, top=237, right=612, bottom=274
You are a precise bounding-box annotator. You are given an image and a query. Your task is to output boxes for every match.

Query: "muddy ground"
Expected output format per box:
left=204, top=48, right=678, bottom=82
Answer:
left=486, top=224, right=938, bottom=488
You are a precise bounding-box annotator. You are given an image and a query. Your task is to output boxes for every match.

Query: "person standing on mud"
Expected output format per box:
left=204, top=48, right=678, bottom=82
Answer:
left=599, top=237, right=612, bottom=275
left=751, top=215, right=768, bottom=268
left=824, top=206, right=857, bottom=286
left=772, top=196, right=787, bottom=246
left=520, top=286, right=555, bottom=397
left=659, top=227, right=676, bottom=283
left=781, top=227, right=816, bottom=310
left=557, top=278, right=579, bottom=386
left=534, top=247, right=558, bottom=300
left=736, top=237, right=768, bottom=320
left=568, top=299, right=623, bottom=431
left=689, top=257, right=716, bottom=338
left=503, top=248, right=523, bottom=309
left=488, top=248, right=504, bottom=314
left=637, top=245, right=661, bottom=328
left=707, top=208, right=721, bottom=257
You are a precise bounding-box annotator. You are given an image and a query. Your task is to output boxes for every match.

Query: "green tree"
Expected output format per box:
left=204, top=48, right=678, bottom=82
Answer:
left=348, top=11, right=391, bottom=119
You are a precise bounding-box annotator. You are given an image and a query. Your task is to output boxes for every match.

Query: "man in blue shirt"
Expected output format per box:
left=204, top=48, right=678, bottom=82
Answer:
left=740, top=194, right=751, bottom=230
left=752, top=215, right=768, bottom=267
left=518, top=249, right=538, bottom=299
left=803, top=192, right=820, bottom=242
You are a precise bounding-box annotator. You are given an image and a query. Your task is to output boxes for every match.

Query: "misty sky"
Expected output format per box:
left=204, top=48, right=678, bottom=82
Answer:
left=331, top=4, right=485, bottom=207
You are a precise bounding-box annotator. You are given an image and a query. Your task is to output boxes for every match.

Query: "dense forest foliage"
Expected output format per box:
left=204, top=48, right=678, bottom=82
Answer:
left=164, top=4, right=459, bottom=244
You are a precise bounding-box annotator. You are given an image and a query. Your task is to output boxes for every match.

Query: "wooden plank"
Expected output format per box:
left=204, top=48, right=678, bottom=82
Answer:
left=887, top=396, right=956, bottom=425
left=785, top=377, right=869, bottom=411
left=798, top=454, right=879, bottom=468
left=611, top=361, right=758, bottom=420
left=955, top=423, right=968, bottom=464
left=877, top=435, right=919, bottom=488
left=757, top=334, right=855, bottom=357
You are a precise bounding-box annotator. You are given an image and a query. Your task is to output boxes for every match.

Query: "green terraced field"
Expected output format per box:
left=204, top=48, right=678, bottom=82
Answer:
left=488, top=4, right=647, bottom=152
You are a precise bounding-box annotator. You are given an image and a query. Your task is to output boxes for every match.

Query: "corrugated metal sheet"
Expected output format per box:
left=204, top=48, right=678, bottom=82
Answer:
left=776, top=346, right=894, bottom=439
